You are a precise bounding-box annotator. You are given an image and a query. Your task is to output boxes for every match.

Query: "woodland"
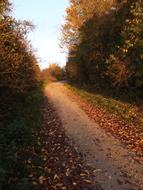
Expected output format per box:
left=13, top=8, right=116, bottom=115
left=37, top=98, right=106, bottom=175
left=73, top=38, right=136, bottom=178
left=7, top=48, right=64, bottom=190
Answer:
left=62, top=0, right=143, bottom=100
left=0, top=0, right=143, bottom=189
left=0, top=1, right=43, bottom=189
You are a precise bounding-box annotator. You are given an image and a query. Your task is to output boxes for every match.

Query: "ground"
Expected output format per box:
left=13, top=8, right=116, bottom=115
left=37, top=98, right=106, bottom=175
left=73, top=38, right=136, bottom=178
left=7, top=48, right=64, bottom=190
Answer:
left=44, top=82, right=143, bottom=190
left=41, top=96, right=98, bottom=190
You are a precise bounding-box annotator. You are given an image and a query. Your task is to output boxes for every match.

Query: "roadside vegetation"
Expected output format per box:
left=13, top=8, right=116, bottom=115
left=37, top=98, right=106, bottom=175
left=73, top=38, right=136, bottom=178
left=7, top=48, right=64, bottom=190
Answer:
left=61, top=0, right=143, bottom=151
left=64, top=83, right=143, bottom=158
left=0, top=88, right=44, bottom=189
left=65, top=83, right=143, bottom=132
left=61, top=0, right=143, bottom=98
left=0, top=1, right=44, bottom=189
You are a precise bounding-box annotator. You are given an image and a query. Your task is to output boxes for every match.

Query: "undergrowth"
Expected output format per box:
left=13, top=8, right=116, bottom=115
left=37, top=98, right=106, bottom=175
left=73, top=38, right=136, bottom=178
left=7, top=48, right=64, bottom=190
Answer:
left=0, top=86, right=44, bottom=190
left=65, top=83, right=143, bottom=133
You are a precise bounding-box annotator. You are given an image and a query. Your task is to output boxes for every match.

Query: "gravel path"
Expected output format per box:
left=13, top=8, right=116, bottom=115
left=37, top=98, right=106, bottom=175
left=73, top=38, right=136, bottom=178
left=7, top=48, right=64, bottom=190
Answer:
left=45, top=82, right=143, bottom=190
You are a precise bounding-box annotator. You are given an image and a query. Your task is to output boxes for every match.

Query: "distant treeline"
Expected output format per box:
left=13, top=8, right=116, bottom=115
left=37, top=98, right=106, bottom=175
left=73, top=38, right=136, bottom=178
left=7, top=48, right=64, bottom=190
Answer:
left=41, top=63, right=65, bottom=82
left=61, top=0, right=143, bottom=93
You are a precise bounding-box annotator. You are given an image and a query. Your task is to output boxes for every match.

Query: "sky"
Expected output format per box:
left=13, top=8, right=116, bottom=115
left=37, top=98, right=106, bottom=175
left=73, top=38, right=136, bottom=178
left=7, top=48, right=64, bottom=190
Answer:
left=11, top=0, right=69, bottom=69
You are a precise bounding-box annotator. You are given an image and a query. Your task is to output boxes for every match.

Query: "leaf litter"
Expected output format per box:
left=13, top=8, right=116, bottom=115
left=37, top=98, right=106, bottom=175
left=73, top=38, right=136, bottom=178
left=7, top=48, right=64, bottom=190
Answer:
left=38, top=97, right=103, bottom=190
left=63, top=85, right=143, bottom=160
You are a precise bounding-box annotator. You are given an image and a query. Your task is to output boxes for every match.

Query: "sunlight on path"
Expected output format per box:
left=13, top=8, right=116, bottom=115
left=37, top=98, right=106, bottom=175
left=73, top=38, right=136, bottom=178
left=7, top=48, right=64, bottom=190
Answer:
left=45, top=82, right=143, bottom=190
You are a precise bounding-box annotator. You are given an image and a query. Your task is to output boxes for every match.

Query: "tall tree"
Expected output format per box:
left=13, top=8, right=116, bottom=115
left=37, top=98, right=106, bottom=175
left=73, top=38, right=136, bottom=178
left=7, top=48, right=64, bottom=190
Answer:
left=107, top=0, right=143, bottom=88
left=61, top=0, right=116, bottom=83
left=61, top=0, right=143, bottom=91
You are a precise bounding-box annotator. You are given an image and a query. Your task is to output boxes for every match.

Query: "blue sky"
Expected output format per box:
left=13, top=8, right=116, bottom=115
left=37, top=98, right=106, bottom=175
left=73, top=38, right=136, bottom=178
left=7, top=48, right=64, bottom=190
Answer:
left=11, top=0, right=69, bottom=69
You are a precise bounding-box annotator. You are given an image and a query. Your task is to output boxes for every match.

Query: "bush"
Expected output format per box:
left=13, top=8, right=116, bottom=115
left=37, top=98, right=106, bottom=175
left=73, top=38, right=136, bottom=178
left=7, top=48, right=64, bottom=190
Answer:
left=0, top=87, right=43, bottom=190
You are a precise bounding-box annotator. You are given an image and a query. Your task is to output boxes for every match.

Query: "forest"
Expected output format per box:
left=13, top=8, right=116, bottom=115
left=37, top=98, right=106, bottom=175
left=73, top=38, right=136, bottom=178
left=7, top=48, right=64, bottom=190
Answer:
left=62, top=0, right=143, bottom=99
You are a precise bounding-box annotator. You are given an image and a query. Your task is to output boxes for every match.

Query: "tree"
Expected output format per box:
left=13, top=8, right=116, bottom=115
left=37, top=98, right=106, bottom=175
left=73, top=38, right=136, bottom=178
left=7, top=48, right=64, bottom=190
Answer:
left=41, top=63, right=64, bottom=82
left=0, top=0, right=11, bottom=15
left=61, top=0, right=143, bottom=92
left=0, top=0, right=41, bottom=121
left=0, top=17, right=40, bottom=94
left=61, top=0, right=116, bottom=84
left=107, top=0, right=143, bottom=89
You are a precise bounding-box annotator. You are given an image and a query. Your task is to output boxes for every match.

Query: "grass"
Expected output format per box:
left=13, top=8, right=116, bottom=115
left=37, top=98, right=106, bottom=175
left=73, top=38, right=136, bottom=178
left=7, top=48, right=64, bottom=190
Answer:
left=65, top=83, right=143, bottom=132
left=0, top=86, right=44, bottom=190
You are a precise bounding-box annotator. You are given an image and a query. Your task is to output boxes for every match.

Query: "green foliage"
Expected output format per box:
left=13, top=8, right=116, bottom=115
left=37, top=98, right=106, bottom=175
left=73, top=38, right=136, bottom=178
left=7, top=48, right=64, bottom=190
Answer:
left=0, top=0, right=41, bottom=122
left=65, top=83, right=143, bottom=131
left=0, top=1, right=44, bottom=189
left=0, top=87, right=43, bottom=190
left=107, top=0, right=143, bottom=88
left=0, top=17, right=40, bottom=94
left=62, top=0, right=143, bottom=94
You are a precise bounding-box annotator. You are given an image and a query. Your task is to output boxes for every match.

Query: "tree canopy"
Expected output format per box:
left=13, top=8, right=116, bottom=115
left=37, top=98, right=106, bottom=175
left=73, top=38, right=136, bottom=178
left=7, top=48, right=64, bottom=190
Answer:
left=0, top=0, right=40, bottom=97
left=61, top=0, right=143, bottom=91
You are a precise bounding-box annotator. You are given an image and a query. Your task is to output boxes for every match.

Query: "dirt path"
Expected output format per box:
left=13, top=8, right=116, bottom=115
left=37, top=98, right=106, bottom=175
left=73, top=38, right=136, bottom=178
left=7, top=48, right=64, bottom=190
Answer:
left=45, top=82, right=143, bottom=190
